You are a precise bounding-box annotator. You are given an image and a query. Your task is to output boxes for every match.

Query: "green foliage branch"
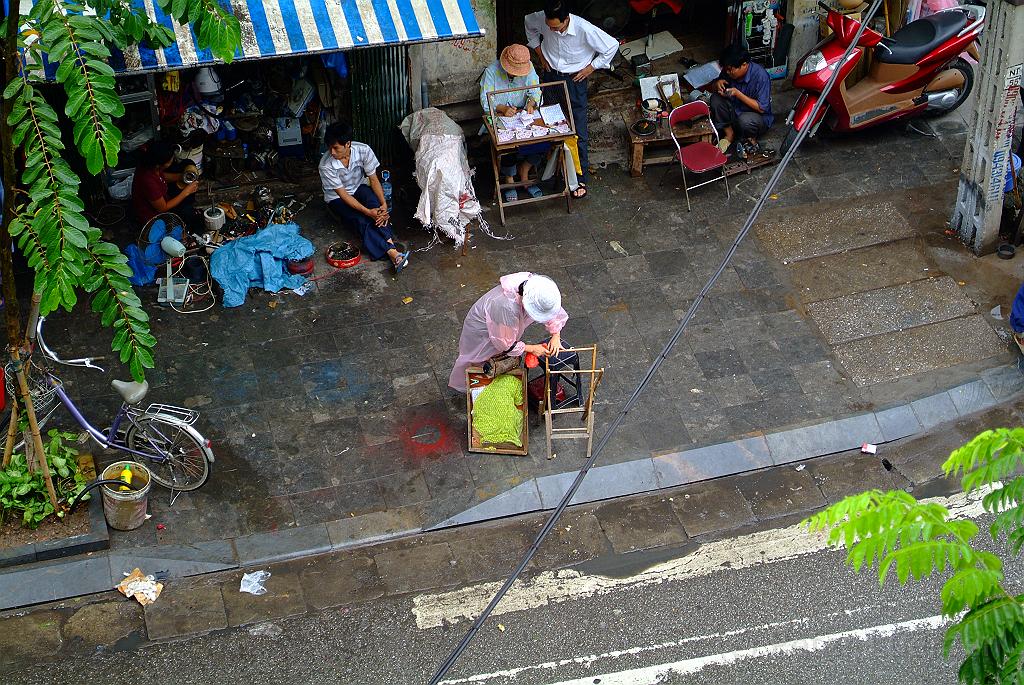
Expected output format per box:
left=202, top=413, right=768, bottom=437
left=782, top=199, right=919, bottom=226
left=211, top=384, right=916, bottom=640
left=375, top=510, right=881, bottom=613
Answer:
left=804, top=428, right=1024, bottom=684
left=0, top=0, right=238, bottom=380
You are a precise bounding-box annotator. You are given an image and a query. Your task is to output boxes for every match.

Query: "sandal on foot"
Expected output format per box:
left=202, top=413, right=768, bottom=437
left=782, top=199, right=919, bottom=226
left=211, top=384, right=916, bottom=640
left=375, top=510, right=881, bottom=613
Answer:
left=571, top=183, right=588, bottom=199
left=502, top=189, right=518, bottom=203
left=526, top=185, right=543, bottom=198
left=393, top=251, right=410, bottom=274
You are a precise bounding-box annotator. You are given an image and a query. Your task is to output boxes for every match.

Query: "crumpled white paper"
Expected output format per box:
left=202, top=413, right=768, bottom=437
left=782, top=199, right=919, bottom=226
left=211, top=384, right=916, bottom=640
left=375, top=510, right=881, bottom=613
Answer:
left=240, top=570, right=271, bottom=595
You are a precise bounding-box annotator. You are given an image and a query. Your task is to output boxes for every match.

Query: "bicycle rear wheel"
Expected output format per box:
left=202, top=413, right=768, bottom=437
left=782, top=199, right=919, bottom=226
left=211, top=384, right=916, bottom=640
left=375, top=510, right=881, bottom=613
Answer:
left=126, top=416, right=210, bottom=490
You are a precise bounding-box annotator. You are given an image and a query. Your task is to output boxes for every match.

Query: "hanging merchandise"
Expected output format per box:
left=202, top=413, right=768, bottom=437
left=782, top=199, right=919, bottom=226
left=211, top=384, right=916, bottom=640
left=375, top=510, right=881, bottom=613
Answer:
left=284, top=78, right=316, bottom=118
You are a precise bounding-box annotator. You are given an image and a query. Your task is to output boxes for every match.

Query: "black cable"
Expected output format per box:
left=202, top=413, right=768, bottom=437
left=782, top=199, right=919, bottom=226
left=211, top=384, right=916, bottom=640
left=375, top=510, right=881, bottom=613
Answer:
left=428, top=3, right=884, bottom=681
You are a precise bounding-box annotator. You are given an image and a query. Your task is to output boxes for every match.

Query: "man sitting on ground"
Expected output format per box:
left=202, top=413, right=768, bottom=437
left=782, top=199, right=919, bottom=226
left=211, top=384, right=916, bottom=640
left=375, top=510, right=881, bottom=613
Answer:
left=319, top=122, right=409, bottom=274
left=709, top=45, right=774, bottom=159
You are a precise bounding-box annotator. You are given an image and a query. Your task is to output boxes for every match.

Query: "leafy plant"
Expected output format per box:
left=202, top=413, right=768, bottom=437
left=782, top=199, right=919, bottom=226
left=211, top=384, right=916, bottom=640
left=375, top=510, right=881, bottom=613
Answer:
left=0, top=0, right=239, bottom=380
left=0, top=430, right=88, bottom=528
left=804, top=428, right=1024, bottom=684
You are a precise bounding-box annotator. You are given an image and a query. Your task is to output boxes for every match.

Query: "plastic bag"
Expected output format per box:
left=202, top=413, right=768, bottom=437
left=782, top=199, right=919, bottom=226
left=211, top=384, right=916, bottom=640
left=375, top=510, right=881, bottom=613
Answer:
left=240, top=570, right=271, bottom=595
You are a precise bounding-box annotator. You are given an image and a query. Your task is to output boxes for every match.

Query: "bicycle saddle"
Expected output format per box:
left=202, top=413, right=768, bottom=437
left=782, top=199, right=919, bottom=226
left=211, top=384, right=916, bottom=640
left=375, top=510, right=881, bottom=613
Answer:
left=111, top=379, right=150, bottom=405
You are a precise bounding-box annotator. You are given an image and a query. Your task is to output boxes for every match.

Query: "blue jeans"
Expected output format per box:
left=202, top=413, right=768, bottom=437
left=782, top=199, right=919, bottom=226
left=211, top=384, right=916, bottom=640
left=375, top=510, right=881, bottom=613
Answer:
left=1012, top=282, right=1024, bottom=333
left=327, top=185, right=396, bottom=261
left=543, top=70, right=590, bottom=183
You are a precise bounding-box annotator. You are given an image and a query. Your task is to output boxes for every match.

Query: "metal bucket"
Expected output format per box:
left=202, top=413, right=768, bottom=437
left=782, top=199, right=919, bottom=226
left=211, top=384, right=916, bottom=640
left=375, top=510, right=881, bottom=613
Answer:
left=100, top=461, right=151, bottom=531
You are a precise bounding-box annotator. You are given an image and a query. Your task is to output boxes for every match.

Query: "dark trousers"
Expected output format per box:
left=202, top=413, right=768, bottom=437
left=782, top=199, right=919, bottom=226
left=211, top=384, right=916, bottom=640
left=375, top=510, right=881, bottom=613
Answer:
left=543, top=70, right=590, bottom=183
left=709, top=94, right=768, bottom=140
left=327, top=185, right=396, bottom=261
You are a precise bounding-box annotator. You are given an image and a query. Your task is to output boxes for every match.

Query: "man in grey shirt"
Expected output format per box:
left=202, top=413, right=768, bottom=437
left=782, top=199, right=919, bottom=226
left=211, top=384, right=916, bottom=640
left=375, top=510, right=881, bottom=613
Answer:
left=319, top=122, right=409, bottom=273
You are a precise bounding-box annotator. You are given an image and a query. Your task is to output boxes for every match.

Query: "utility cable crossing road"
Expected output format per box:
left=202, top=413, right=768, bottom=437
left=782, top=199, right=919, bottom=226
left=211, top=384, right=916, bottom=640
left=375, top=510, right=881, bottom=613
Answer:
left=6, top=488, right=1015, bottom=685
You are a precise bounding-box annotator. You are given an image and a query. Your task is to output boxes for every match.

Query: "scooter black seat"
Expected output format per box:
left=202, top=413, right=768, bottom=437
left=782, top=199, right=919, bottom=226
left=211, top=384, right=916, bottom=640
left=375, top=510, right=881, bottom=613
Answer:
left=875, top=11, right=966, bottom=65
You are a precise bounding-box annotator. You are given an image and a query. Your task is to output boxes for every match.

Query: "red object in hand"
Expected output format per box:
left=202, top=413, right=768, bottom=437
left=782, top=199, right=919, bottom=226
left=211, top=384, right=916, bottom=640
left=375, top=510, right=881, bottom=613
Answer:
left=524, top=352, right=540, bottom=368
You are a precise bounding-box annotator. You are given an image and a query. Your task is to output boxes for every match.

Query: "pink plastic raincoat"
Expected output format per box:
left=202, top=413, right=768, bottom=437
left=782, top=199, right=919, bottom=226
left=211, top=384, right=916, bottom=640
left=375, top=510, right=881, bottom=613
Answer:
left=448, top=272, right=568, bottom=391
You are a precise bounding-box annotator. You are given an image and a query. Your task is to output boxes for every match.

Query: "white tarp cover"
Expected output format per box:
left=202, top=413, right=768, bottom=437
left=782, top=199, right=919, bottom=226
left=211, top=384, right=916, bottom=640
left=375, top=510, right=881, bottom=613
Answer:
left=400, top=108, right=489, bottom=248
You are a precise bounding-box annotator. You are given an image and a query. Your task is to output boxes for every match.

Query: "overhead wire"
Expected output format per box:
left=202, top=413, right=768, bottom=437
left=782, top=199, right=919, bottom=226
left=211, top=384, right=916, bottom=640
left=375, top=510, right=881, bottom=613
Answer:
left=427, top=1, right=885, bottom=682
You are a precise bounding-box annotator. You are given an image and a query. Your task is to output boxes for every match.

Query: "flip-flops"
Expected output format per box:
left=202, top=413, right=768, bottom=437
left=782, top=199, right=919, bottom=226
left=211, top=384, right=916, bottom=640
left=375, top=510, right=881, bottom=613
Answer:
left=393, top=251, right=410, bottom=274
left=571, top=183, right=588, bottom=199
left=503, top=189, right=518, bottom=203
left=526, top=185, right=543, bottom=198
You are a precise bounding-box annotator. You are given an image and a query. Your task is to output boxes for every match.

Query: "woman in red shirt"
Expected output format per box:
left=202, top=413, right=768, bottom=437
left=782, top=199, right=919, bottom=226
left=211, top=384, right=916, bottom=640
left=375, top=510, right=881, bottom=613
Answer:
left=131, top=141, right=200, bottom=228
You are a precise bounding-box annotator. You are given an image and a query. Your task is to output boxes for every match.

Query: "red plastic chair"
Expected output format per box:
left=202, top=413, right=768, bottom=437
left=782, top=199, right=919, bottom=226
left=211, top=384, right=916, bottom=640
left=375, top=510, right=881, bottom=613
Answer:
left=664, top=101, right=730, bottom=211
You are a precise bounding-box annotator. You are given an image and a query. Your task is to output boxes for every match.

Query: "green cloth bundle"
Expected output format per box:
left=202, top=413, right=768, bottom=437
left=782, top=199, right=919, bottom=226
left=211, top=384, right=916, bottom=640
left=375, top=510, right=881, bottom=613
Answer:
left=473, top=374, right=524, bottom=447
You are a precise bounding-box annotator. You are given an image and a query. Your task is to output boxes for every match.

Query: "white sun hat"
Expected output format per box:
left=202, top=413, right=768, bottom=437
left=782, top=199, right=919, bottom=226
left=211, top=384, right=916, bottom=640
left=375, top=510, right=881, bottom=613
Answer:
left=521, top=275, right=561, bottom=323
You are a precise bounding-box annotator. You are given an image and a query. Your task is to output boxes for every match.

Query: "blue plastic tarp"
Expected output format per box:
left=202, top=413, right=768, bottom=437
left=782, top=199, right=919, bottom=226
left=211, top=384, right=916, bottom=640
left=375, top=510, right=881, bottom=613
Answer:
left=210, top=223, right=314, bottom=308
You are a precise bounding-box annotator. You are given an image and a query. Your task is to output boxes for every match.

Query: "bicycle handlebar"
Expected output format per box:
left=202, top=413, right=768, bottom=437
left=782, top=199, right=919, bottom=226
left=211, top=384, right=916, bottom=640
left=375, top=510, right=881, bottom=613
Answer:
left=35, top=316, right=106, bottom=373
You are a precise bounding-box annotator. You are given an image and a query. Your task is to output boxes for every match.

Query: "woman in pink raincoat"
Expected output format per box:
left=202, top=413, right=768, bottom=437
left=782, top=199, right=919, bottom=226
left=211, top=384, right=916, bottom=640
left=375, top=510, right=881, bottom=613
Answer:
left=448, top=272, right=568, bottom=392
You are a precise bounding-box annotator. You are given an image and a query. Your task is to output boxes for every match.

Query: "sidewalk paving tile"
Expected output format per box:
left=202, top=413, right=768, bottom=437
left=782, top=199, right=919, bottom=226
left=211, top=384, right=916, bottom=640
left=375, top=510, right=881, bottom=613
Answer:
left=221, top=569, right=307, bottom=627
left=374, top=542, right=464, bottom=595
left=327, top=507, right=427, bottom=549
left=448, top=523, right=538, bottom=583
left=765, top=414, right=882, bottom=465
left=296, top=554, right=384, bottom=610
left=0, top=555, right=113, bottom=610
left=911, top=391, right=959, bottom=429
left=594, top=498, right=687, bottom=554
left=63, top=601, right=144, bottom=652
left=807, top=277, right=974, bottom=345
left=108, top=540, right=238, bottom=579
left=807, top=451, right=910, bottom=503
left=234, top=524, right=332, bottom=567
left=982, top=364, right=1024, bottom=400
left=653, top=436, right=772, bottom=488
left=948, top=380, right=998, bottom=416
left=734, top=467, right=827, bottom=519
left=431, top=479, right=543, bottom=527
left=536, top=459, right=660, bottom=509
left=874, top=404, right=922, bottom=443
left=528, top=510, right=610, bottom=570
left=144, top=584, right=227, bottom=640
left=669, top=480, right=756, bottom=537
left=0, top=610, right=63, bottom=671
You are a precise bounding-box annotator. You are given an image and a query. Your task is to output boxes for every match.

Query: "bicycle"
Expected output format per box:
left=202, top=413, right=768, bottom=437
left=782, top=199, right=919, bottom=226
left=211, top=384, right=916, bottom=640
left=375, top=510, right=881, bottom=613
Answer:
left=13, top=316, right=216, bottom=491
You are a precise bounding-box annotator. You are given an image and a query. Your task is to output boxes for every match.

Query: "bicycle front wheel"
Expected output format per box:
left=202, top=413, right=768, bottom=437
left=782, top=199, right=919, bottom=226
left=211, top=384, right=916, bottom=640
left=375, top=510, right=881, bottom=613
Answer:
left=126, top=416, right=210, bottom=491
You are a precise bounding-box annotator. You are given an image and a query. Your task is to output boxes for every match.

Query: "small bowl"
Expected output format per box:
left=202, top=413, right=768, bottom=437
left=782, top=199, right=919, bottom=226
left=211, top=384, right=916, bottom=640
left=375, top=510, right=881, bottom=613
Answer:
left=997, top=242, right=1016, bottom=260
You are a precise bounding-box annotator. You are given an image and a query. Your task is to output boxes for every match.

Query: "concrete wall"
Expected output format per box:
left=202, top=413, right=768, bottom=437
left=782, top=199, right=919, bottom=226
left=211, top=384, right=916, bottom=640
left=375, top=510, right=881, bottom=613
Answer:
left=408, top=0, right=497, bottom=109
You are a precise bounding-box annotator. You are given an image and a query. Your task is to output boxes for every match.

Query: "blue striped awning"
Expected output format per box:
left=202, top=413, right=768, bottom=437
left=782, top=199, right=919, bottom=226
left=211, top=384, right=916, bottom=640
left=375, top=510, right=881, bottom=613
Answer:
left=19, top=0, right=483, bottom=76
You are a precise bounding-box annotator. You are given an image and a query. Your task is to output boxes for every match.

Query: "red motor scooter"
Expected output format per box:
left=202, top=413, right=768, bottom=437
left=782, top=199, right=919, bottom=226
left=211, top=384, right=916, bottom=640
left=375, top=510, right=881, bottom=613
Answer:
left=781, top=1, right=984, bottom=154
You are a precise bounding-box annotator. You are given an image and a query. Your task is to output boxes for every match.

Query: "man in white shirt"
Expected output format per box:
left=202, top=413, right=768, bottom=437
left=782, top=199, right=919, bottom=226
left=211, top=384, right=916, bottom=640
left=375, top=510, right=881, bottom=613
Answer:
left=319, top=122, right=409, bottom=273
left=525, top=0, right=617, bottom=198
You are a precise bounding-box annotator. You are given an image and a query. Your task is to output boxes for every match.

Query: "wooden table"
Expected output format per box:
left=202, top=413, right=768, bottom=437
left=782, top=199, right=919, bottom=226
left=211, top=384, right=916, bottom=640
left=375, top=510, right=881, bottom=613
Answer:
left=485, top=118, right=574, bottom=226
left=622, top=112, right=714, bottom=177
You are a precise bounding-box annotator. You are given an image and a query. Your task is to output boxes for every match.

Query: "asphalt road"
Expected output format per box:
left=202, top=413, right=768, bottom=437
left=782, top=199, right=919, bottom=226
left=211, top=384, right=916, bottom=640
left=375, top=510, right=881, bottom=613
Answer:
left=9, top=493, right=1014, bottom=685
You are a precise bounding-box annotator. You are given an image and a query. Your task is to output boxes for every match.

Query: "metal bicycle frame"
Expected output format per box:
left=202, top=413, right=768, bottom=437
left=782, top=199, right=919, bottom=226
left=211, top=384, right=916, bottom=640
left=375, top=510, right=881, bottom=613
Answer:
left=50, top=379, right=175, bottom=463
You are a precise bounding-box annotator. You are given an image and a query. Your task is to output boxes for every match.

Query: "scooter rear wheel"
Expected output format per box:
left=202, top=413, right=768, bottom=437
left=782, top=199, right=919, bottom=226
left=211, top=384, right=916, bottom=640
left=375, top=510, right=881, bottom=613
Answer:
left=922, top=57, right=974, bottom=118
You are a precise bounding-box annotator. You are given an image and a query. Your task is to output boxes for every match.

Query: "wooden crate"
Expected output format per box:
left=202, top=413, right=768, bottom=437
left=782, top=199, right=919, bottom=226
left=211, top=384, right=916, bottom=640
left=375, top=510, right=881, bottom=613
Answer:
left=466, top=367, right=529, bottom=456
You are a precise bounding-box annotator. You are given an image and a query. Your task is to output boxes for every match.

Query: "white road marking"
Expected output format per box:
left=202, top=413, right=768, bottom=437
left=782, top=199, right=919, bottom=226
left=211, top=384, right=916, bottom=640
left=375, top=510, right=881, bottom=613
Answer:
left=540, top=614, right=954, bottom=685
left=413, top=488, right=989, bottom=630
left=436, top=603, right=901, bottom=684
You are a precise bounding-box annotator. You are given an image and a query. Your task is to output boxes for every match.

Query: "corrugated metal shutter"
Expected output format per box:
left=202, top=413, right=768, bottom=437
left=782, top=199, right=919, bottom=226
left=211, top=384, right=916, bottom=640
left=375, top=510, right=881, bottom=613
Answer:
left=348, top=45, right=410, bottom=165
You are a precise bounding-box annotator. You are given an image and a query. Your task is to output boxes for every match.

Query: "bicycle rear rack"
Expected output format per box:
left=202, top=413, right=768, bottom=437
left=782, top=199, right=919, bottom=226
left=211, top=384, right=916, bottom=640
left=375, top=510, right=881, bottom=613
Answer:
left=144, top=403, right=200, bottom=425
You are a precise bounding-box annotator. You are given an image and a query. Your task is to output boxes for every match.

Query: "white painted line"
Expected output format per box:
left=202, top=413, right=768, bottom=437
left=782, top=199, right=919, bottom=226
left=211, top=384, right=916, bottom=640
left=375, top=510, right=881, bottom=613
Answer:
left=436, top=602, right=901, bottom=684
left=537, top=614, right=953, bottom=685
left=413, top=488, right=989, bottom=630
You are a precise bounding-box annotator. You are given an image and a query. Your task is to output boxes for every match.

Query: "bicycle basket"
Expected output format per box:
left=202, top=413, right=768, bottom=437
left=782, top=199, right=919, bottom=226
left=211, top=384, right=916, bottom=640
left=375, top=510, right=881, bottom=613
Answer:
left=4, top=359, right=61, bottom=414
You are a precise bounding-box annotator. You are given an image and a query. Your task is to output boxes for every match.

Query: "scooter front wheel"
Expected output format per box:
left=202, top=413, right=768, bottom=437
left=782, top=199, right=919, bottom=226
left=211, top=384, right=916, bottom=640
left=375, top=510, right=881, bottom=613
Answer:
left=780, top=125, right=800, bottom=157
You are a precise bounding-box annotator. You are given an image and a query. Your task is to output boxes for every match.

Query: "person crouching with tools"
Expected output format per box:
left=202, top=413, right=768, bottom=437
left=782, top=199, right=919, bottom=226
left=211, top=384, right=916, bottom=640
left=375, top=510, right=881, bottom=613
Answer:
left=319, top=122, right=410, bottom=274
left=132, top=141, right=202, bottom=232
left=449, top=273, right=567, bottom=392
left=709, top=44, right=774, bottom=160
